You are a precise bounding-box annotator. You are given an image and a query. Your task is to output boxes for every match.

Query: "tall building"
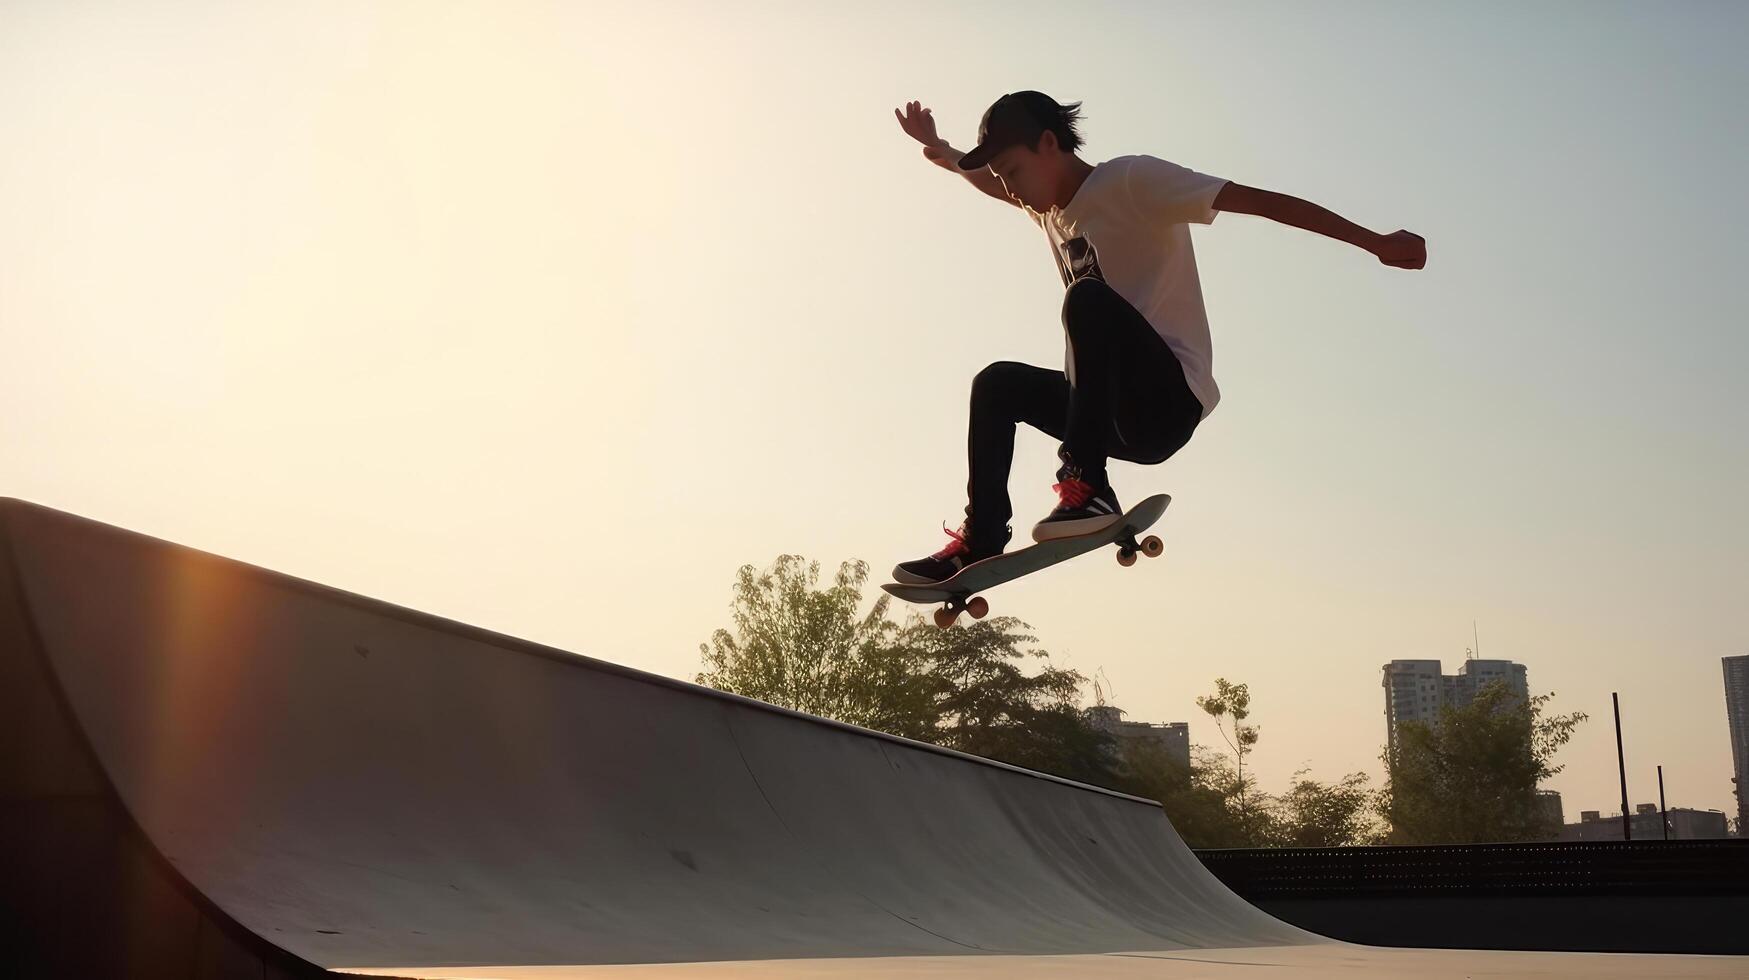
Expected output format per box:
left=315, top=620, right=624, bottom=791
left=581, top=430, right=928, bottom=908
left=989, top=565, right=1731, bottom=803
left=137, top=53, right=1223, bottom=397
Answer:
left=1725, top=655, right=1749, bottom=833
left=1086, top=705, right=1191, bottom=772
left=1536, top=789, right=1565, bottom=829
left=1448, top=658, right=1529, bottom=705
left=1382, top=660, right=1444, bottom=756
left=1382, top=658, right=1530, bottom=759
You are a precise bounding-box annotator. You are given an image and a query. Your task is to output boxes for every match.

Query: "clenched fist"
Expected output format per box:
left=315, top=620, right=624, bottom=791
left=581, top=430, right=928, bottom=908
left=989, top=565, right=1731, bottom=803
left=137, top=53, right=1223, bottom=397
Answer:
left=1373, top=230, right=1427, bottom=270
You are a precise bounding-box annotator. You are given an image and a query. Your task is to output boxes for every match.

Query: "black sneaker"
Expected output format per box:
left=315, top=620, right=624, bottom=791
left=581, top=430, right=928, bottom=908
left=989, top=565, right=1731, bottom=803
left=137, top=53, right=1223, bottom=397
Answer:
left=892, top=520, right=1011, bottom=585
left=1031, top=476, right=1122, bottom=543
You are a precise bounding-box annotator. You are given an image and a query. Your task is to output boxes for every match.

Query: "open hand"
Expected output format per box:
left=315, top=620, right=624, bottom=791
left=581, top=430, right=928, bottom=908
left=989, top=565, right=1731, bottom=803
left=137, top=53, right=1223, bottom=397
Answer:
left=1374, top=230, right=1427, bottom=269
left=894, top=100, right=951, bottom=162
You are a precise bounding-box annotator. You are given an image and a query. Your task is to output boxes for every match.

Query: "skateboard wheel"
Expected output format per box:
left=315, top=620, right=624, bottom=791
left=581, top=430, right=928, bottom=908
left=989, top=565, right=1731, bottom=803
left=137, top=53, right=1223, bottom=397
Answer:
left=1141, top=535, right=1164, bottom=558
left=1116, top=548, right=1138, bottom=567
left=933, top=608, right=958, bottom=630
left=967, top=596, right=989, bottom=620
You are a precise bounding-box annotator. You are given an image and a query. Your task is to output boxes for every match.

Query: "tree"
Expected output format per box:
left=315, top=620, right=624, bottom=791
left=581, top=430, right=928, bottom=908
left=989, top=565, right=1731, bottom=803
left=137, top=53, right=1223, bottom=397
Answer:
left=697, top=555, right=1119, bottom=783
left=1196, top=678, right=1263, bottom=841
left=1117, top=740, right=1255, bottom=848
left=1272, top=770, right=1381, bottom=847
left=1379, top=682, right=1587, bottom=844
left=696, top=555, right=936, bottom=739
left=902, top=615, right=1119, bottom=786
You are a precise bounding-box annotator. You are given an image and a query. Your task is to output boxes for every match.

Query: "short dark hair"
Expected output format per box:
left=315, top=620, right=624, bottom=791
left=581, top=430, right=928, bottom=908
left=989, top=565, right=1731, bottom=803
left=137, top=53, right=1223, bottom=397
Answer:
left=961, top=91, right=1089, bottom=170
left=1037, top=96, right=1086, bottom=153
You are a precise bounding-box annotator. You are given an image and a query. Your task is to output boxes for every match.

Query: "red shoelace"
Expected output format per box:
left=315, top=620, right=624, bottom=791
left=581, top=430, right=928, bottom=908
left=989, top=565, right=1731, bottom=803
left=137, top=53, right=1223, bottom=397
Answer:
left=932, top=524, right=971, bottom=560
left=1051, top=478, right=1096, bottom=510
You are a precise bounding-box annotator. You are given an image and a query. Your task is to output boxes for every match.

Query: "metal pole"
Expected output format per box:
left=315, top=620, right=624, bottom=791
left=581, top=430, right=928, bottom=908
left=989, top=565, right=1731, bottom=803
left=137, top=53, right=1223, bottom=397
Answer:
left=1658, top=765, right=1669, bottom=841
left=1613, top=693, right=1630, bottom=841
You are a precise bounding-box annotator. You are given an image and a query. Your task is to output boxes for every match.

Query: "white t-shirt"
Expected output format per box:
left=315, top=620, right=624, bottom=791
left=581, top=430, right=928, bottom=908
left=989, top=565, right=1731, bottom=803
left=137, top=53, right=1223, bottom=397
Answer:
left=1023, top=154, right=1229, bottom=418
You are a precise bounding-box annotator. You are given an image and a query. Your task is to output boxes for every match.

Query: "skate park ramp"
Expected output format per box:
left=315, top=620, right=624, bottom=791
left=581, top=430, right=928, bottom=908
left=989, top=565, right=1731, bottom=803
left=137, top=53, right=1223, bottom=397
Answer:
left=2, top=497, right=1739, bottom=979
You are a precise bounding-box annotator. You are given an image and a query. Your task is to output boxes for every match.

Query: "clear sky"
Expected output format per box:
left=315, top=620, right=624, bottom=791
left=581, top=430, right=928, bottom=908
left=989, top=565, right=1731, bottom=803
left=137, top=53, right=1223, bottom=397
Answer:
left=3, top=1, right=1744, bottom=823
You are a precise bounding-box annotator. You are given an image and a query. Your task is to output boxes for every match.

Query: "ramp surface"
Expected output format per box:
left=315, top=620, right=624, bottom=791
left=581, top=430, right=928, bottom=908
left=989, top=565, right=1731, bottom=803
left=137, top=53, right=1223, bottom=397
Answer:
left=2, top=498, right=1739, bottom=978
left=0, top=498, right=1315, bottom=972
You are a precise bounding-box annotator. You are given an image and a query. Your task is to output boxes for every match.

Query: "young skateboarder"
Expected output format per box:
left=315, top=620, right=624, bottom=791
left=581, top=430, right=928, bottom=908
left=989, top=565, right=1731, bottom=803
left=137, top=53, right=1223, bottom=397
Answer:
left=892, top=92, right=1426, bottom=585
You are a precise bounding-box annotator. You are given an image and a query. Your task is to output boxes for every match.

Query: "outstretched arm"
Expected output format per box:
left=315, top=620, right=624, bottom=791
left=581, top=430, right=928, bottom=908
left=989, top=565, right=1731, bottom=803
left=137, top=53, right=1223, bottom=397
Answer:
left=1214, top=183, right=1426, bottom=269
left=894, top=101, right=1020, bottom=208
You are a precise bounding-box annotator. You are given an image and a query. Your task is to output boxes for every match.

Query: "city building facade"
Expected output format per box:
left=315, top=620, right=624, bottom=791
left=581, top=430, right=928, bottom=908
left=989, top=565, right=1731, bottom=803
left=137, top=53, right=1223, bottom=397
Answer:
left=1724, top=655, right=1749, bottom=833
left=1382, top=657, right=1530, bottom=759
left=1086, top=705, right=1191, bottom=772
left=1561, top=805, right=1730, bottom=841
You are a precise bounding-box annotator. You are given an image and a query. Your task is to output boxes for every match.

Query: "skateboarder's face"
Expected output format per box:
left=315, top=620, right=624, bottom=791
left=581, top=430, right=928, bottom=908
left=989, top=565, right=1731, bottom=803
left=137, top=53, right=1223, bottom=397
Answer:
left=987, top=134, right=1064, bottom=211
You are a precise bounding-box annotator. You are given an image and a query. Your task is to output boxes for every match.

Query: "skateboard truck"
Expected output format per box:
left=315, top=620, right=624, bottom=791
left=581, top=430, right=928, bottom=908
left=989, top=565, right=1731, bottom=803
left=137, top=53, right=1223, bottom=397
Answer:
left=933, top=595, right=991, bottom=630
left=1114, top=530, right=1166, bottom=568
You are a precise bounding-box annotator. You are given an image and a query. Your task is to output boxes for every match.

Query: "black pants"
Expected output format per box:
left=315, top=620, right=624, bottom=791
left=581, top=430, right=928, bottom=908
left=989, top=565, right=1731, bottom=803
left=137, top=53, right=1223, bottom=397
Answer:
left=964, top=277, right=1203, bottom=536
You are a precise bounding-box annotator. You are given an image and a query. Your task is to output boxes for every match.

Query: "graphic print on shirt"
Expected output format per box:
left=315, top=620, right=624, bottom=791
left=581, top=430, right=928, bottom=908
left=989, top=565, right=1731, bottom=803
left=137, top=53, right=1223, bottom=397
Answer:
left=1061, top=235, right=1105, bottom=284
left=1043, top=216, right=1106, bottom=288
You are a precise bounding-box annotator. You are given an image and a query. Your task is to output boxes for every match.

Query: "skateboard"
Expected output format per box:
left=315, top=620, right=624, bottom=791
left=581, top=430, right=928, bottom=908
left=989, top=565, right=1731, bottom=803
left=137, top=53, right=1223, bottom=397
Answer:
left=882, top=494, right=1170, bottom=629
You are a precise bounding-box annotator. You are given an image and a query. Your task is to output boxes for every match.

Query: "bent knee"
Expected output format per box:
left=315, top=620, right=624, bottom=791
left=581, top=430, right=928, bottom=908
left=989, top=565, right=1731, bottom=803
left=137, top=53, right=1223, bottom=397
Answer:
left=973, top=360, right=1031, bottom=388
left=1061, top=277, right=1118, bottom=330
left=970, top=360, right=1034, bottom=409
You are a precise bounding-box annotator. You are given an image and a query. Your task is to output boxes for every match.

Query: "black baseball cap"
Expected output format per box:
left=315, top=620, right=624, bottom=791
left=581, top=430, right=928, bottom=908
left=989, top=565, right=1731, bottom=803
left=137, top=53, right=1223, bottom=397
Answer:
left=956, top=91, right=1063, bottom=171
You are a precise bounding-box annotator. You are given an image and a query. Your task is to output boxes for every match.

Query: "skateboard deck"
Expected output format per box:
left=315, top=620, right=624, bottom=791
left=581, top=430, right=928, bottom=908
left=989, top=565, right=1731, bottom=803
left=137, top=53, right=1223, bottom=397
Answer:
left=883, top=494, right=1171, bottom=628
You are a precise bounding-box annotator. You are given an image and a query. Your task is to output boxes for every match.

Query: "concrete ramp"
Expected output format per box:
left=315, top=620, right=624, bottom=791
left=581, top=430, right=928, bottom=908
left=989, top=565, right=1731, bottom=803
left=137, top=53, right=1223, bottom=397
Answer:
left=0, top=498, right=1320, bottom=975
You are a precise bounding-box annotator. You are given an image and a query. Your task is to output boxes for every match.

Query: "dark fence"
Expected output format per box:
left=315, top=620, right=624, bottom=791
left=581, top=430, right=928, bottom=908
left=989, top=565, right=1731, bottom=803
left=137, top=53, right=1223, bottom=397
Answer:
left=1198, top=839, right=1749, bottom=954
